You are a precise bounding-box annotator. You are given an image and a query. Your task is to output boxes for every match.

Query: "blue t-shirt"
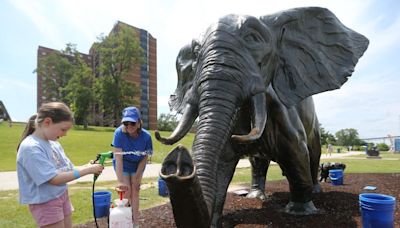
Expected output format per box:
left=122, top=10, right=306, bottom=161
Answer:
left=17, top=135, right=74, bottom=204
left=112, top=126, right=153, bottom=173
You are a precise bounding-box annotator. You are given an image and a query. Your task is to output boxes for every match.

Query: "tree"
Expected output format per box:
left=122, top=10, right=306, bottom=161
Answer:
left=335, top=128, right=363, bottom=146
left=34, top=45, right=76, bottom=103
left=376, top=143, right=389, bottom=151
left=92, top=23, right=145, bottom=126
left=36, top=43, right=95, bottom=129
left=319, top=124, right=336, bottom=145
left=157, top=113, right=179, bottom=131
left=62, top=48, right=95, bottom=129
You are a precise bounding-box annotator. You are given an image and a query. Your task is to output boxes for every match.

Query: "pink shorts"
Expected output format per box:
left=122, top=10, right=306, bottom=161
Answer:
left=29, top=190, right=73, bottom=227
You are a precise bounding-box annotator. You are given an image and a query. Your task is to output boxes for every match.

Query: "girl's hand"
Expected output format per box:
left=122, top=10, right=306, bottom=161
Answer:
left=88, top=163, right=104, bottom=175
left=116, top=181, right=128, bottom=192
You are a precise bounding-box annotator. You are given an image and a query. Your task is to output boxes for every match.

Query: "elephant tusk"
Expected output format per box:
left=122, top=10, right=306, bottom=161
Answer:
left=155, top=130, right=172, bottom=145
left=232, top=127, right=262, bottom=143
left=155, top=103, right=198, bottom=145
left=232, top=92, right=267, bottom=143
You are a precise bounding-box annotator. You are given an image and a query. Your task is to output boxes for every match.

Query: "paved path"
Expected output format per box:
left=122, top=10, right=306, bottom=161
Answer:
left=0, top=151, right=364, bottom=191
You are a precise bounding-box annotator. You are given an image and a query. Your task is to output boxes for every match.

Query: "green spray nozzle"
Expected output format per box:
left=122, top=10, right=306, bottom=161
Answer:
left=96, top=151, right=113, bottom=165
left=93, top=151, right=113, bottom=182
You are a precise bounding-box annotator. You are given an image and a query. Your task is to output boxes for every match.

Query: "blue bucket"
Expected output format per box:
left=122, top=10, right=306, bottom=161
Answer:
left=158, top=178, right=169, bottom=197
left=329, top=169, right=343, bottom=185
left=359, top=193, right=396, bottom=228
left=93, top=191, right=111, bottom=218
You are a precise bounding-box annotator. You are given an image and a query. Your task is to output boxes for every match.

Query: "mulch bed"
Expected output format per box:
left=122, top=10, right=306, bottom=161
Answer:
left=76, top=173, right=399, bottom=227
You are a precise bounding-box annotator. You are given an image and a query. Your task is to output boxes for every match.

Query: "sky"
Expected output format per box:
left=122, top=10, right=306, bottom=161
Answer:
left=0, top=0, right=399, bottom=139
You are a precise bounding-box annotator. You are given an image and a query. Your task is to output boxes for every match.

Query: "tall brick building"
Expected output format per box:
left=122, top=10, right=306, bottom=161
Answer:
left=37, top=21, right=157, bottom=129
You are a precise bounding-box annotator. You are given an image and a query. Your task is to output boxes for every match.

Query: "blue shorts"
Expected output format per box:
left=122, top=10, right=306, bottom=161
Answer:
left=122, top=171, right=136, bottom=176
left=113, top=159, right=140, bottom=176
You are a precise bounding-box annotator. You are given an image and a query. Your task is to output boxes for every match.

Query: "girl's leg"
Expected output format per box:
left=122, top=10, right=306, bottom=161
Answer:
left=41, top=220, right=65, bottom=228
left=130, top=174, right=141, bottom=224
left=63, top=214, right=72, bottom=228
left=40, top=217, right=70, bottom=228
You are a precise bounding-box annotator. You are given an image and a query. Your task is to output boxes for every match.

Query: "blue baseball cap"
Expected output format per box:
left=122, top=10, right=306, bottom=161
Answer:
left=121, top=106, right=140, bottom=123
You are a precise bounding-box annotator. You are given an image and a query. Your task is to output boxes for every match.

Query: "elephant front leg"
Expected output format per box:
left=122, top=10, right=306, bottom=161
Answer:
left=246, top=156, right=270, bottom=201
left=277, top=140, right=318, bottom=215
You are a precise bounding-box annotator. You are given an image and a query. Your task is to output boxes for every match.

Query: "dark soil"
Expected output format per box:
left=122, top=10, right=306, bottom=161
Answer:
left=76, top=173, right=399, bottom=228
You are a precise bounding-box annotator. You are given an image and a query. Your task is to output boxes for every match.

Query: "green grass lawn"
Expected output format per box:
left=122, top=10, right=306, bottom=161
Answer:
left=345, top=151, right=400, bottom=159
left=0, top=122, right=194, bottom=171
left=323, top=151, right=400, bottom=173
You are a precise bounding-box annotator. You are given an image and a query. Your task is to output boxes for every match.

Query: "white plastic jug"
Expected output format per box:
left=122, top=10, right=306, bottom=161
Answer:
left=109, top=199, right=133, bottom=228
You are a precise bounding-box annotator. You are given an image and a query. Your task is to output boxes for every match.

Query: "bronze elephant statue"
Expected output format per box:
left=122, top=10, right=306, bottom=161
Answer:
left=156, top=7, right=368, bottom=228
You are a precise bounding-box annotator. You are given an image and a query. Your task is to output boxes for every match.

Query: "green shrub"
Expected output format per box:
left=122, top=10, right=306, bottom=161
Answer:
left=376, top=143, right=389, bottom=151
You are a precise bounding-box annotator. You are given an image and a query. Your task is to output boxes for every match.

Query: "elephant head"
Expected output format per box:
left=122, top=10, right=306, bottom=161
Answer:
left=157, top=7, right=368, bottom=227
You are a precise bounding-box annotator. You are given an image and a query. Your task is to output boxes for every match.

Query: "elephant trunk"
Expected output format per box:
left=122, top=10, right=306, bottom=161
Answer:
left=193, top=79, right=240, bottom=214
left=160, top=145, right=210, bottom=228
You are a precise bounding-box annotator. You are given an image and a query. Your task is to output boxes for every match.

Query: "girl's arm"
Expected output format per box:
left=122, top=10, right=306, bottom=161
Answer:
left=133, top=155, right=148, bottom=190
left=135, top=136, right=152, bottom=181
left=136, top=155, right=148, bottom=178
left=114, top=147, right=124, bottom=182
left=48, top=163, right=104, bottom=185
left=114, top=147, right=128, bottom=192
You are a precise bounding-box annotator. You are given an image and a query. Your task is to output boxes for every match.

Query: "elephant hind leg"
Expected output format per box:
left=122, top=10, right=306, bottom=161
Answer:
left=246, top=156, right=270, bottom=201
left=308, top=127, right=322, bottom=193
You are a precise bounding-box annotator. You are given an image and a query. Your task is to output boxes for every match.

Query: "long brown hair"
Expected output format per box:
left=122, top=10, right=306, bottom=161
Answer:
left=17, top=102, right=73, bottom=150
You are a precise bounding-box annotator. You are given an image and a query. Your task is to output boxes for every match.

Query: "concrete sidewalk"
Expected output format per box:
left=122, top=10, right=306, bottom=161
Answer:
left=0, top=151, right=363, bottom=191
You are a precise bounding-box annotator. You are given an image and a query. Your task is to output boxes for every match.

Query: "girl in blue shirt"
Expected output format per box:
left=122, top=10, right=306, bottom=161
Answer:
left=112, top=106, right=153, bottom=227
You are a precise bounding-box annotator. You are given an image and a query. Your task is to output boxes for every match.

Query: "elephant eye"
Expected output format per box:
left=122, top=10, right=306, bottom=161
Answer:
left=243, top=30, right=264, bottom=43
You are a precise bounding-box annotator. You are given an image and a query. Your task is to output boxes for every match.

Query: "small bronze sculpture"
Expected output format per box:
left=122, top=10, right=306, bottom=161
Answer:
left=319, top=162, right=346, bottom=182
left=157, top=7, right=368, bottom=228
left=0, top=100, right=12, bottom=126
left=367, top=146, right=380, bottom=157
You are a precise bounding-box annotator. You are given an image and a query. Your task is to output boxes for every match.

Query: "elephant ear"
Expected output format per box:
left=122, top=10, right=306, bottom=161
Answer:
left=261, top=7, right=369, bottom=107
left=169, top=41, right=199, bottom=113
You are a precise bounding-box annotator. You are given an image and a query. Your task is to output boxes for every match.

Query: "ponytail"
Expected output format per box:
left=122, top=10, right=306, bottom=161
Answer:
left=17, top=114, right=37, bottom=151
